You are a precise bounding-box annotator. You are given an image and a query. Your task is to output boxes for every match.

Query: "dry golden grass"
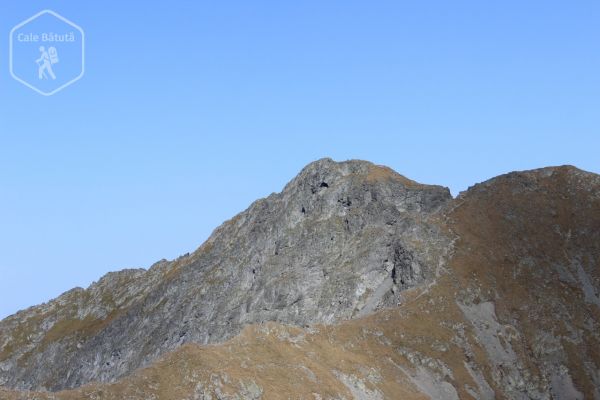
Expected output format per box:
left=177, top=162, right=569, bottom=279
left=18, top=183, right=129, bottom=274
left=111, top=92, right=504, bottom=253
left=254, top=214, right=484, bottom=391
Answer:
left=2, top=166, right=598, bottom=399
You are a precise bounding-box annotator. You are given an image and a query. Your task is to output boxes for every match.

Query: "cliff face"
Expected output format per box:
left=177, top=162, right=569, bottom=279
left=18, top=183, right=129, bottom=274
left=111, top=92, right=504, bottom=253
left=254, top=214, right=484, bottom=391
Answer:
left=1, top=160, right=599, bottom=399
left=0, top=159, right=453, bottom=392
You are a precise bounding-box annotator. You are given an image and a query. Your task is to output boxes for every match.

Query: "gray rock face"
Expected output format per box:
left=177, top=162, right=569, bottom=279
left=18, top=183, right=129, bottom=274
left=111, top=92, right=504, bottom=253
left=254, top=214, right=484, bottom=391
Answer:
left=0, top=158, right=453, bottom=391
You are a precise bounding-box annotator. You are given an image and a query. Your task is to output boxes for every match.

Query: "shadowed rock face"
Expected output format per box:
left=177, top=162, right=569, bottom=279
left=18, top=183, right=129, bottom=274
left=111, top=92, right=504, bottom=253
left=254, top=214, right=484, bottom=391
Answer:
left=1, top=160, right=599, bottom=400
left=0, top=159, right=453, bottom=391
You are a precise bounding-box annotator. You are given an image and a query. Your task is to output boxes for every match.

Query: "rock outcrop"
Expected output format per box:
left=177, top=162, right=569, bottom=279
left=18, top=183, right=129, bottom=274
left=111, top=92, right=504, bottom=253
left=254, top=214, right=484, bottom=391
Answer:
left=0, top=159, right=453, bottom=392
left=1, top=159, right=599, bottom=399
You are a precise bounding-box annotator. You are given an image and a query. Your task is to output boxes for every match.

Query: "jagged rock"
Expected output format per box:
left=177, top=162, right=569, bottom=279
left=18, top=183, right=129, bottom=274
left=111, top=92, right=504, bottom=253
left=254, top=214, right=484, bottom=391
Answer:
left=0, top=159, right=453, bottom=391
left=1, top=160, right=599, bottom=400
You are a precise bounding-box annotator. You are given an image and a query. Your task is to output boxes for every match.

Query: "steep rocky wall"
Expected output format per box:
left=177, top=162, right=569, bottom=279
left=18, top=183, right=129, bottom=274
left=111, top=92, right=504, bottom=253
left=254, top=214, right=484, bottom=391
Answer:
left=1, top=162, right=598, bottom=399
left=0, top=159, right=453, bottom=392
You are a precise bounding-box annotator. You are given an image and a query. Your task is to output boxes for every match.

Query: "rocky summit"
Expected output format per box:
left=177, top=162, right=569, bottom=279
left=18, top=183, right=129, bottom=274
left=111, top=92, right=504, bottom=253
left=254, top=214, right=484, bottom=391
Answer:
left=1, top=159, right=599, bottom=399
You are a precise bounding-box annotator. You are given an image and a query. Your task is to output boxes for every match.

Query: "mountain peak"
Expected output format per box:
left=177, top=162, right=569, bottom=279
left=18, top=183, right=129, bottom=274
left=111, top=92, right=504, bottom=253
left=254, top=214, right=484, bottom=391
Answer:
left=292, top=158, right=429, bottom=188
left=0, top=159, right=454, bottom=391
left=1, top=161, right=599, bottom=399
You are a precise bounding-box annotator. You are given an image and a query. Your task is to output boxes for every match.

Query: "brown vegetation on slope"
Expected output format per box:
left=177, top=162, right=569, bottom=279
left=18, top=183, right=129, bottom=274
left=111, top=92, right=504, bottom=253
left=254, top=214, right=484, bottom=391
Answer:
left=1, top=165, right=599, bottom=399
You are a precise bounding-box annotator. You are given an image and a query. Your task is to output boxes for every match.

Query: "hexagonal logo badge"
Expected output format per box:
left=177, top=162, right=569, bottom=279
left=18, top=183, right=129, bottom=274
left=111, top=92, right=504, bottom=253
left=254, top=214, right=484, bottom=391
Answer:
left=9, top=10, right=85, bottom=96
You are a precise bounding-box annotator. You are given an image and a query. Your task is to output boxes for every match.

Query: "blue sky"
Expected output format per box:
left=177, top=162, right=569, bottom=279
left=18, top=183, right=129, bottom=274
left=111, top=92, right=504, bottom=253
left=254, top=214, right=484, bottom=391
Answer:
left=0, top=1, right=598, bottom=319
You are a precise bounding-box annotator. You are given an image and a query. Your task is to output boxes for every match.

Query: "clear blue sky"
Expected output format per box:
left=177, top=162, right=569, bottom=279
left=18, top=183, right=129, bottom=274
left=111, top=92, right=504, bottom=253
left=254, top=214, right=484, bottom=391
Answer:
left=0, top=1, right=598, bottom=319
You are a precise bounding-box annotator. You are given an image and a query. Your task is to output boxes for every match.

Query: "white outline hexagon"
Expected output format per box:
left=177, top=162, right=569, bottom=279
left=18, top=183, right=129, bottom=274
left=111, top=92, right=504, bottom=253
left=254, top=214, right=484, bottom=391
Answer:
left=9, top=10, right=85, bottom=96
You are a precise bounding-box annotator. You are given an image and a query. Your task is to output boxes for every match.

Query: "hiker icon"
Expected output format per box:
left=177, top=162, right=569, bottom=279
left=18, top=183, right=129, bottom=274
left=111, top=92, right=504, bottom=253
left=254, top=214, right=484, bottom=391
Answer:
left=36, top=46, right=59, bottom=80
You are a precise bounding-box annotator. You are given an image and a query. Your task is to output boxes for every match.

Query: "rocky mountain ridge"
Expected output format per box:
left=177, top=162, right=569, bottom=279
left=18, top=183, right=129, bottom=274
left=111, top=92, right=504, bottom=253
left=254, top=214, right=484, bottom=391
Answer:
left=0, top=159, right=453, bottom=392
left=1, top=159, right=599, bottom=399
